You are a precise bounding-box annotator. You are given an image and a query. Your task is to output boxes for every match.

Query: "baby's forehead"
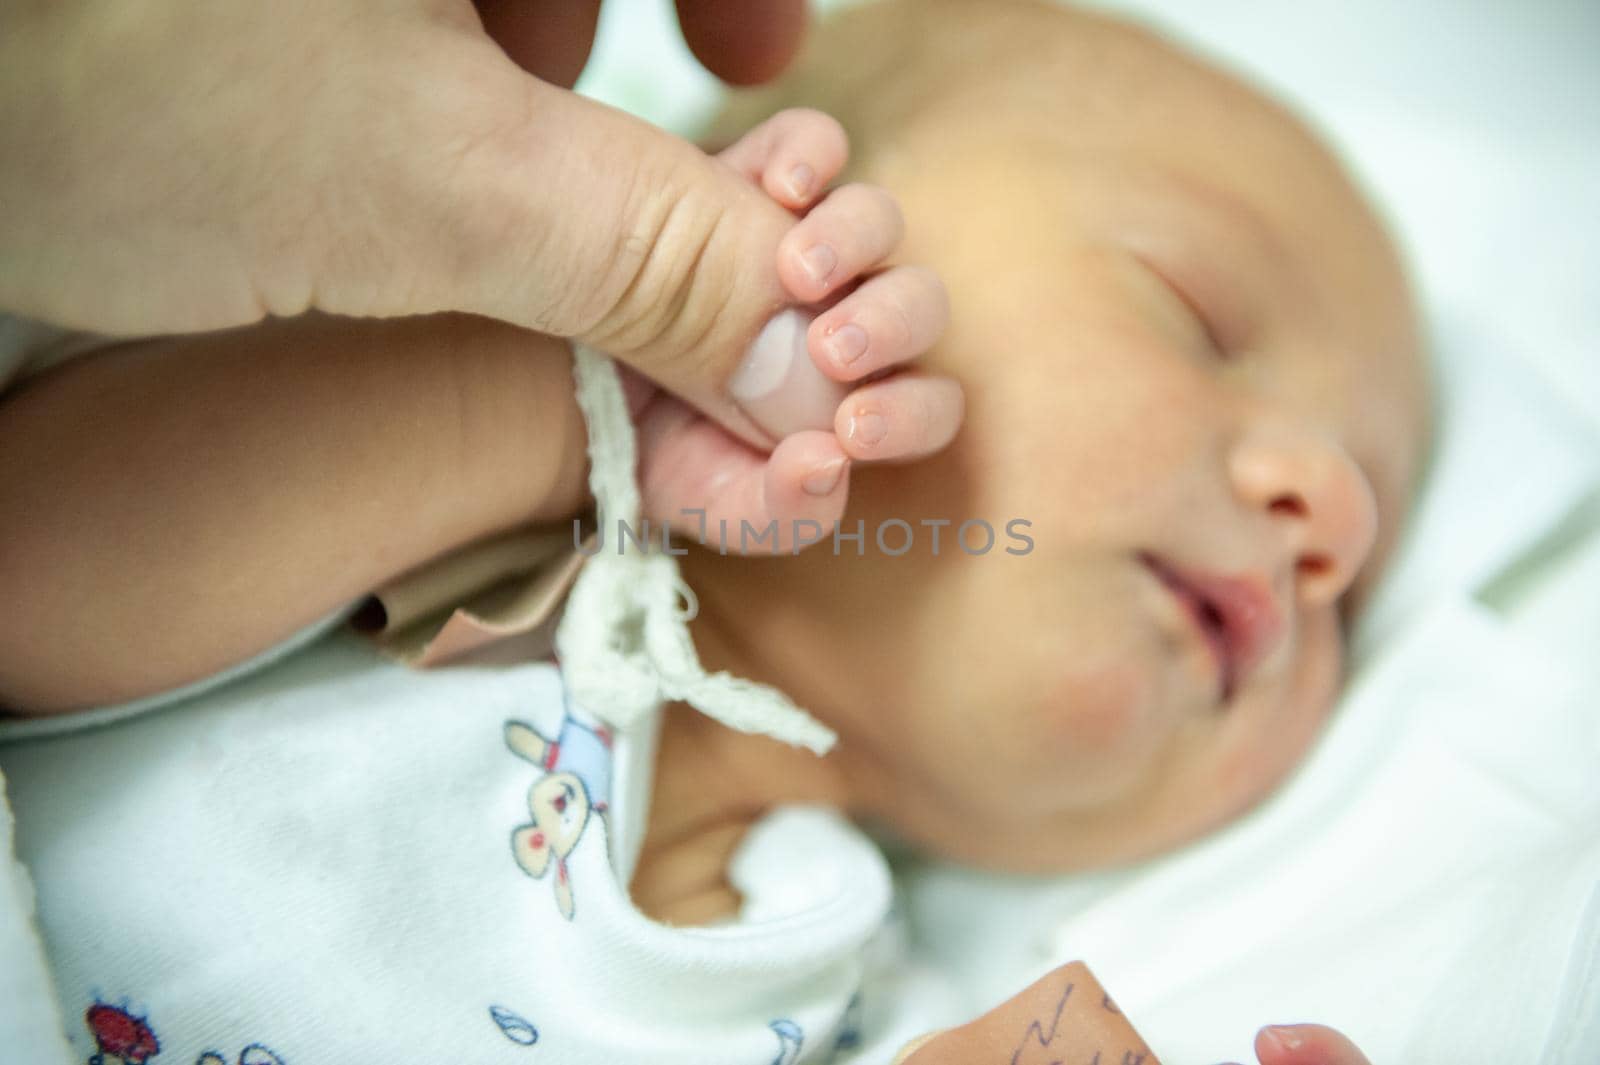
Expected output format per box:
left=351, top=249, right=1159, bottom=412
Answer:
left=831, top=2, right=1432, bottom=572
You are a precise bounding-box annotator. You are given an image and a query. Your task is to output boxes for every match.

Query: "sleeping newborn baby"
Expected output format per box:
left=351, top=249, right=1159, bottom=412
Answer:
left=646, top=0, right=1432, bottom=902
left=0, top=1, right=1430, bottom=1062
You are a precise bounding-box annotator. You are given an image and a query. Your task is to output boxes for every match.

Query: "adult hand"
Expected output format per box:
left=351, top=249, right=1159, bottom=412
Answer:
left=1245, top=1023, right=1374, bottom=1065
left=0, top=0, right=910, bottom=447
left=477, top=0, right=807, bottom=91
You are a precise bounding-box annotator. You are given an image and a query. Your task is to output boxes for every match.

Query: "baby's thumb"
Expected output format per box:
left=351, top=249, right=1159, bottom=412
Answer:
left=462, top=80, right=841, bottom=445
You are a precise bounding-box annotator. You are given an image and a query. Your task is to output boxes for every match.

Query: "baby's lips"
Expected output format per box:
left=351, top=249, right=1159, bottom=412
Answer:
left=729, top=308, right=849, bottom=440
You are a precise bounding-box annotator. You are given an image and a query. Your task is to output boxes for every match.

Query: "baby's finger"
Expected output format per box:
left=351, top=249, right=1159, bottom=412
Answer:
left=675, top=433, right=850, bottom=554
left=636, top=395, right=849, bottom=554
left=778, top=183, right=905, bottom=304
left=760, top=432, right=852, bottom=546
left=1254, top=1024, right=1373, bottom=1065
left=836, top=374, right=965, bottom=463
left=810, top=265, right=949, bottom=381
left=716, top=107, right=849, bottom=211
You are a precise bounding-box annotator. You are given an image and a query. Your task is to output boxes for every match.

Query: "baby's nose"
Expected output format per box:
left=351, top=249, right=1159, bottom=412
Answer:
left=1226, top=420, right=1378, bottom=609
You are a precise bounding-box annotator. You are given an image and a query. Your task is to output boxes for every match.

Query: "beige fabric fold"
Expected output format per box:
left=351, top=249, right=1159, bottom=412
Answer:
left=354, top=526, right=592, bottom=668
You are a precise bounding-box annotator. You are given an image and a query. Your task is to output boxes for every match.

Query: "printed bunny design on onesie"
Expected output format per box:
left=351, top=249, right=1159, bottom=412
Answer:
left=504, top=697, right=615, bottom=920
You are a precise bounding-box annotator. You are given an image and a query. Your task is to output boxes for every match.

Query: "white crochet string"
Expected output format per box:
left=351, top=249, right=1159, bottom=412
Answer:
left=553, top=346, right=837, bottom=755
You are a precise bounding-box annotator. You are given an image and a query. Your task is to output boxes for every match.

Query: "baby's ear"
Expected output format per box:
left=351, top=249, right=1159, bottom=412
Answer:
left=504, top=721, right=548, bottom=765
left=513, top=825, right=553, bottom=878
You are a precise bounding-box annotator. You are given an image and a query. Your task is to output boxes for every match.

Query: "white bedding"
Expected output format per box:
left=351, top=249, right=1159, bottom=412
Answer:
left=5, top=1, right=1598, bottom=1060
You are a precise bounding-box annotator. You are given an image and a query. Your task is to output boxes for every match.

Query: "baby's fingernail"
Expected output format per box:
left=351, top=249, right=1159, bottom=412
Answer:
left=1260, top=1025, right=1304, bottom=1052
left=825, top=323, right=868, bottom=367
left=731, top=308, right=850, bottom=438
left=848, top=409, right=888, bottom=448
left=802, top=457, right=847, bottom=497
left=787, top=163, right=814, bottom=200
left=800, top=244, right=837, bottom=286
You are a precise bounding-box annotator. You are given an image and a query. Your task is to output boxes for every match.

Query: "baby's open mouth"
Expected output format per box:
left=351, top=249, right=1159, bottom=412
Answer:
left=1139, top=552, right=1283, bottom=705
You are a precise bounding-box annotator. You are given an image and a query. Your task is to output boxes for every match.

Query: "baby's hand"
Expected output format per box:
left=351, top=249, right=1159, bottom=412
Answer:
left=630, top=108, right=960, bottom=553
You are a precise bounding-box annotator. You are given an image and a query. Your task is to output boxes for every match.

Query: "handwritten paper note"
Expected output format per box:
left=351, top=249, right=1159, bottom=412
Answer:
left=899, top=961, right=1160, bottom=1065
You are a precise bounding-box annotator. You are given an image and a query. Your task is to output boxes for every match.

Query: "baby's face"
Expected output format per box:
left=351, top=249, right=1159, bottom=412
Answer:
left=691, top=5, right=1430, bottom=873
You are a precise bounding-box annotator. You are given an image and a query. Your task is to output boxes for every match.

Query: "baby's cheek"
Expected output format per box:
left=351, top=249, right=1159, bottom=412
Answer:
left=1055, top=663, right=1152, bottom=749
left=1011, top=661, right=1169, bottom=809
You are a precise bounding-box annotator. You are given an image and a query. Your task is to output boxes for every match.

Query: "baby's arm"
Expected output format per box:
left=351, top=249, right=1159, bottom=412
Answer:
left=0, top=108, right=951, bottom=715
left=0, top=313, right=588, bottom=713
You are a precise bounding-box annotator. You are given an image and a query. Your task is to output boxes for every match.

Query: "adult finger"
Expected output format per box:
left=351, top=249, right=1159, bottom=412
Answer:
left=1254, top=1024, right=1374, bottom=1065
left=474, top=0, right=603, bottom=88
left=673, top=0, right=809, bottom=86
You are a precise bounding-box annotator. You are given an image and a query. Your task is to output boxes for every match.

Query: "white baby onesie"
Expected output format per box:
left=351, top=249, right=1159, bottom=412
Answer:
left=0, top=632, right=941, bottom=1065
left=0, top=345, right=957, bottom=1064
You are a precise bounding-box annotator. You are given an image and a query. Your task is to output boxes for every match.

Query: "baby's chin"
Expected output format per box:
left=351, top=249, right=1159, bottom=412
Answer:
left=853, top=779, right=1194, bottom=877
left=866, top=714, right=1333, bottom=875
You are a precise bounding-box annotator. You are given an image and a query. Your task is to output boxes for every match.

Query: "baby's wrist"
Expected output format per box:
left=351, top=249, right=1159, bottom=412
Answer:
left=434, top=319, right=590, bottom=532
left=498, top=333, right=591, bottom=528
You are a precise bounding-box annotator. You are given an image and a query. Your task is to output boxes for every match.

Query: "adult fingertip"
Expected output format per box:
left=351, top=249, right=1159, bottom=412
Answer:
left=731, top=308, right=850, bottom=438
left=1259, top=1024, right=1302, bottom=1053
left=1258, top=1023, right=1372, bottom=1065
left=675, top=0, right=808, bottom=85
left=479, top=0, right=603, bottom=88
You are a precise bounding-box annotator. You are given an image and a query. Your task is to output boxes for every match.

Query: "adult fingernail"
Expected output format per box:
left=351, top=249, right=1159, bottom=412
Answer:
left=731, top=308, right=850, bottom=439
left=788, top=163, right=814, bottom=200
left=802, top=457, right=847, bottom=497
left=1261, top=1025, right=1304, bottom=1051
left=848, top=409, right=888, bottom=448
left=800, top=244, right=837, bottom=286
left=825, top=323, right=868, bottom=367
left=731, top=308, right=802, bottom=401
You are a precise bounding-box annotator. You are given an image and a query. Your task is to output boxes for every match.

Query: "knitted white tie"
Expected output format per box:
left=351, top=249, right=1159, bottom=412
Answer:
left=553, top=346, right=837, bottom=754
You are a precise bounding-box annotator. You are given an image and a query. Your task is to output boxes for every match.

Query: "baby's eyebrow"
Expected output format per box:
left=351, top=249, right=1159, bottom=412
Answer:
left=1160, top=171, right=1298, bottom=279
left=1108, top=166, right=1310, bottom=333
